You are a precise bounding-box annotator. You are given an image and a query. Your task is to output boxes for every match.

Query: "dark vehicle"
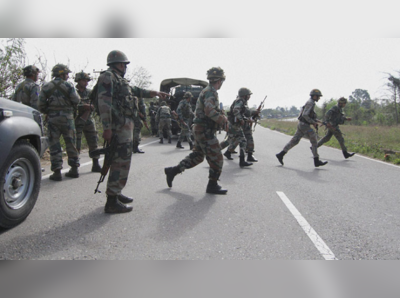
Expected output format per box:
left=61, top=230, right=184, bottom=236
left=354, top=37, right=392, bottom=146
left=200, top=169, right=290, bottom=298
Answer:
left=160, top=78, right=208, bottom=136
left=0, top=97, right=48, bottom=228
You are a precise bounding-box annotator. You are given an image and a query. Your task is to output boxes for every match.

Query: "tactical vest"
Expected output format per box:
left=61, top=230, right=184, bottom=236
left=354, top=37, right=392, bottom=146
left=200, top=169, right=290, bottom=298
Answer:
left=159, top=106, right=171, bottom=118
left=298, top=105, right=316, bottom=124
left=228, top=98, right=245, bottom=123
left=112, top=72, right=137, bottom=118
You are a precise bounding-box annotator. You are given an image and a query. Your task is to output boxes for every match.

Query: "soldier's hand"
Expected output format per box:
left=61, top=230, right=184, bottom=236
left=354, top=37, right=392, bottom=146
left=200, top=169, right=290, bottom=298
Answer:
left=312, top=123, right=318, bottom=129
left=157, top=92, right=169, bottom=100
left=347, top=117, right=352, bottom=121
left=103, top=129, right=112, bottom=143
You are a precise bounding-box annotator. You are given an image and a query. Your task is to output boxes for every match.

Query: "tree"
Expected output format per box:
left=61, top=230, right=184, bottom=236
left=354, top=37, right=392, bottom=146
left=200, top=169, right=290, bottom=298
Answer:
left=0, top=38, right=26, bottom=98
left=127, top=66, right=152, bottom=90
left=387, top=74, right=400, bottom=124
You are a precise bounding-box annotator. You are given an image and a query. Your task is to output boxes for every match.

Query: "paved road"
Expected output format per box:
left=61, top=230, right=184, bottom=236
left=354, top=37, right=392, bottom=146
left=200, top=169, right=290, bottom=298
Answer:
left=1, top=127, right=399, bottom=260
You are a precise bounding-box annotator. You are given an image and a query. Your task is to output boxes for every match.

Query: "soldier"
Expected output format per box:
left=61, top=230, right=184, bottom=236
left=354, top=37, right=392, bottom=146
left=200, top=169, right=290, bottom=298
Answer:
left=133, top=96, right=146, bottom=153
left=38, top=64, right=81, bottom=181
left=148, top=101, right=158, bottom=136
left=220, top=87, right=253, bottom=167
left=74, top=71, right=102, bottom=172
left=276, top=89, right=328, bottom=167
left=11, top=65, right=41, bottom=110
left=176, top=91, right=194, bottom=150
left=164, top=67, right=228, bottom=194
left=317, top=97, right=355, bottom=159
left=96, top=50, right=168, bottom=213
left=156, top=101, right=172, bottom=144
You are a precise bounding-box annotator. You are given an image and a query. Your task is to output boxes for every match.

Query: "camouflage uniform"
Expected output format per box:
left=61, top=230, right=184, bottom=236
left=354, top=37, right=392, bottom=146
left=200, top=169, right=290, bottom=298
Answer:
left=11, top=65, right=41, bottom=110
left=176, top=92, right=194, bottom=149
left=148, top=102, right=159, bottom=136
left=38, top=66, right=81, bottom=174
left=133, top=96, right=146, bottom=153
left=156, top=102, right=172, bottom=143
left=97, top=68, right=151, bottom=196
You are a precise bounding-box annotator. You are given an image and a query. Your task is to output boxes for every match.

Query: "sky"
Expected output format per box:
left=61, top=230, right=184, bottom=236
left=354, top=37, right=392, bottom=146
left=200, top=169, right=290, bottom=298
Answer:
left=22, top=38, right=400, bottom=110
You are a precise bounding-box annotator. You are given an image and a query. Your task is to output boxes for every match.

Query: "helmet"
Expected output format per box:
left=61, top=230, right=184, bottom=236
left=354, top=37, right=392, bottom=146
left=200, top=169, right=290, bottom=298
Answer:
left=310, top=89, right=323, bottom=97
left=206, top=67, right=226, bottom=81
left=183, top=92, right=193, bottom=99
left=52, top=64, right=71, bottom=77
left=107, top=50, right=130, bottom=66
left=74, top=71, right=91, bottom=82
left=338, top=97, right=347, bottom=104
left=238, top=87, right=252, bottom=97
left=161, top=101, right=167, bottom=106
left=23, top=65, right=41, bottom=77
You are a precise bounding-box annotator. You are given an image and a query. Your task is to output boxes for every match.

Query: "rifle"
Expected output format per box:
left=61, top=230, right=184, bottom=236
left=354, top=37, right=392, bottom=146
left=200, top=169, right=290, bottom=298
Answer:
left=89, top=134, right=119, bottom=194
left=252, top=95, right=267, bottom=131
left=138, top=112, right=151, bottom=132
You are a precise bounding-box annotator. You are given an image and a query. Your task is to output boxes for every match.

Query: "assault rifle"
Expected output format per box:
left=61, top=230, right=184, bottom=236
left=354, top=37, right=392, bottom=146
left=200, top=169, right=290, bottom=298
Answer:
left=90, top=134, right=119, bottom=194
left=252, top=95, right=267, bottom=131
left=138, top=112, right=151, bottom=132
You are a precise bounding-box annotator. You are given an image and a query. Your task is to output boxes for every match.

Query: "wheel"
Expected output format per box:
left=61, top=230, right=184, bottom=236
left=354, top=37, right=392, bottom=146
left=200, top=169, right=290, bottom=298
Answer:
left=0, top=140, right=41, bottom=228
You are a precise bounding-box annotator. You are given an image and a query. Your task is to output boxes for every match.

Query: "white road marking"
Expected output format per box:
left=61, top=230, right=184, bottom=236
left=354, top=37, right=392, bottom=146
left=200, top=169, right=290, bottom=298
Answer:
left=276, top=191, right=338, bottom=260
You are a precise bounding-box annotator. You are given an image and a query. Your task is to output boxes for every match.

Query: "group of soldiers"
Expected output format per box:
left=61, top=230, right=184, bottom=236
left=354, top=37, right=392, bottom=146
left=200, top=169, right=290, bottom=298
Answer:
left=10, top=49, right=355, bottom=214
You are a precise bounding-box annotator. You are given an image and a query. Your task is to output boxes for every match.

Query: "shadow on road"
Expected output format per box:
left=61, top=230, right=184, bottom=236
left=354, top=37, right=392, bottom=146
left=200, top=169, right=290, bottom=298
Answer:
left=276, top=165, right=328, bottom=183
left=151, top=189, right=216, bottom=242
left=0, top=207, right=110, bottom=259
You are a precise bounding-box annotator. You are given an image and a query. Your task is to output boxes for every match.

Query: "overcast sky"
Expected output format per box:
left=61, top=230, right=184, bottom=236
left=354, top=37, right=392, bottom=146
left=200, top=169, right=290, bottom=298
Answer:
left=23, top=38, right=400, bottom=110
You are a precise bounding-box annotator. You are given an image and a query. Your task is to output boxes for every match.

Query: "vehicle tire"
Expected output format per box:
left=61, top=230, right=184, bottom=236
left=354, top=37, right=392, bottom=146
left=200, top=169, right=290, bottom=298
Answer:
left=0, top=140, right=41, bottom=228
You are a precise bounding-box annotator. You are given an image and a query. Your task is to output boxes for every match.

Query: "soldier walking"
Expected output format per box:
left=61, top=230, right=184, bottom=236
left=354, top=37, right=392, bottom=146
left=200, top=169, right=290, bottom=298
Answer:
left=96, top=50, right=168, bottom=213
left=148, top=101, right=159, bottom=136
left=317, top=97, right=355, bottom=159
left=176, top=91, right=194, bottom=150
left=12, top=65, right=41, bottom=110
left=133, top=96, right=146, bottom=153
left=276, top=89, right=328, bottom=167
left=156, top=101, right=173, bottom=144
left=74, top=71, right=102, bottom=172
left=164, top=67, right=228, bottom=194
left=38, top=64, right=81, bottom=181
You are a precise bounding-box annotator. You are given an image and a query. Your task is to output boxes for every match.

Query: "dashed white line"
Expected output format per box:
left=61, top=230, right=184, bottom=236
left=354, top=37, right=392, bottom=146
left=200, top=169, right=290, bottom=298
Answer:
left=276, top=191, right=338, bottom=260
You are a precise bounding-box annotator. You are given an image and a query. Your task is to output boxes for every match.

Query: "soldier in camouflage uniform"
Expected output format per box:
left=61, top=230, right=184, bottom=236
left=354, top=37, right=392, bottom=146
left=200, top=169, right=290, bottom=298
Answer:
left=164, top=67, right=229, bottom=194
left=317, top=97, right=355, bottom=159
left=176, top=91, right=194, bottom=150
left=74, top=71, right=102, bottom=172
left=242, top=103, right=260, bottom=162
left=38, top=64, right=81, bottom=181
left=133, top=96, right=146, bottom=153
left=276, top=89, right=328, bottom=167
left=12, top=65, right=41, bottom=110
left=220, top=87, right=253, bottom=167
left=148, top=101, right=159, bottom=136
left=96, top=50, right=168, bottom=213
left=156, top=101, right=172, bottom=144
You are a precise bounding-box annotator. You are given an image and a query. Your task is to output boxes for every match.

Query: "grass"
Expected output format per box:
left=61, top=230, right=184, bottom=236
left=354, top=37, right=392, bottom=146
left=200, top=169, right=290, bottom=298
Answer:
left=260, top=119, right=400, bottom=165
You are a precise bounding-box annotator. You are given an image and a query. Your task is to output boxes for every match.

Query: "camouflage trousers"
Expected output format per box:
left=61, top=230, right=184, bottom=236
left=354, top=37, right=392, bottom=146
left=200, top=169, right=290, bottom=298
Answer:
left=177, top=118, right=192, bottom=142
left=150, top=117, right=157, bottom=135
left=317, top=126, right=347, bottom=151
left=47, top=112, right=80, bottom=171
left=158, top=118, right=172, bottom=139
left=219, top=122, right=246, bottom=151
left=106, top=117, right=134, bottom=196
left=243, top=125, right=254, bottom=153
left=178, top=124, right=223, bottom=181
left=133, top=117, right=143, bottom=144
left=75, top=117, right=99, bottom=158
left=283, top=121, right=319, bottom=158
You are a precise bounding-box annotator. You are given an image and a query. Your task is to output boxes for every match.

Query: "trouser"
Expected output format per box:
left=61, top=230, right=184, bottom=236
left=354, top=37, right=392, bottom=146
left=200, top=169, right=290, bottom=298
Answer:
left=75, top=117, right=99, bottom=158
left=177, top=119, right=192, bottom=142
left=158, top=118, right=172, bottom=139
left=317, top=127, right=347, bottom=151
left=283, top=122, right=319, bottom=158
left=133, top=117, right=143, bottom=144
left=219, top=122, right=246, bottom=151
left=178, top=124, right=223, bottom=181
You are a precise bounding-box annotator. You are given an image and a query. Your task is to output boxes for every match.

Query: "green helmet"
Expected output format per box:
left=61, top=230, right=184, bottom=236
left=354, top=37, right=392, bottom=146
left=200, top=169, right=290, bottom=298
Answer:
left=338, top=97, right=347, bottom=104
left=107, top=50, right=130, bottom=66
left=23, top=65, right=41, bottom=77
left=206, top=67, right=226, bottom=81
left=183, top=92, right=193, bottom=99
left=310, top=89, right=323, bottom=97
left=238, top=87, right=252, bottom=97
left=74, top=71, right=92, bottom=82
left=52, top=64, right=71, bottom=77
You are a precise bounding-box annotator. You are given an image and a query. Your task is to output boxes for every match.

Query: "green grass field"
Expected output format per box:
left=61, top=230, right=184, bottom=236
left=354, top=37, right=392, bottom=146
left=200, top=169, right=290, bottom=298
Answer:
left=260, top=119, right=400, bottom=165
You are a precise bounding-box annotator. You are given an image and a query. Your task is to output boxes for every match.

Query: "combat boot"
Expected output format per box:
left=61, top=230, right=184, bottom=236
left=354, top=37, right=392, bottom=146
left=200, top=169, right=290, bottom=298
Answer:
left=343, top=151, right=355, bottom=159
left=104, top=195, right=133, bottom=214
left=206, top=180, right=227, bottom=195
left=247, top=152, right=258, bottom=162
left=223, top=149, right=233, bottom=160
left=65, top=166, right=79, bottom=178
left=159, top=138, right=163, bottom=144
left=239, top=149, right=253, bottom=167
left=168, top=136, right=172, bottom=144
left=117, top=193, right=133, bottom=204
left=164, top=166, right=181, bottom=187
left=276, top=150, right=286, bottom=165
left=91, top=158, right=102, bottom=173
left=176, top=141, right=184, bottom=149
left=314, top=157, right=328, bottom=167
left=49, top=169, right=62, bottom=181
left=189, top=142, right=194, bottom=150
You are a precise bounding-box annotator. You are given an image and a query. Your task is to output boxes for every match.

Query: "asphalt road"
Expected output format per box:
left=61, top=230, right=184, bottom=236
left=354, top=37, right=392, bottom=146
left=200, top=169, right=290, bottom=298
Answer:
left=1, top=126, right=399, bottom=260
